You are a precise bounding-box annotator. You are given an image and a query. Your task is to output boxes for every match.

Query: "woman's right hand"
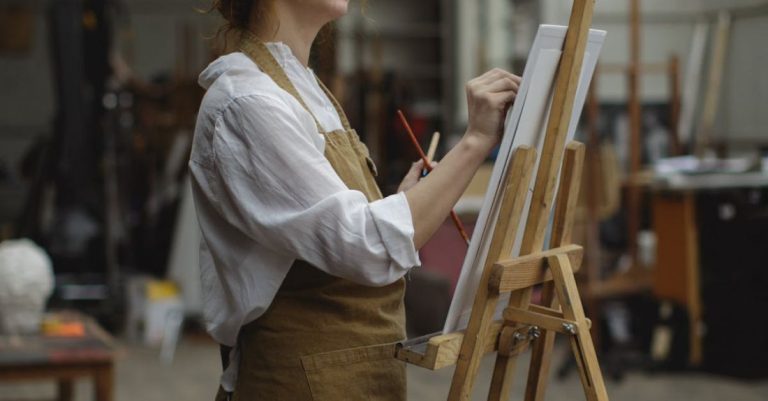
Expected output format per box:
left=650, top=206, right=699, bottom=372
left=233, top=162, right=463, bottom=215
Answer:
left=464, top=68, right=521, bottom=149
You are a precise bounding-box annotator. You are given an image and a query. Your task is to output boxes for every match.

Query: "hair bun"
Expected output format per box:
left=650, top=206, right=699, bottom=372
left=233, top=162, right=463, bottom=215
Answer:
left=213, top=0, right=255, bottom=31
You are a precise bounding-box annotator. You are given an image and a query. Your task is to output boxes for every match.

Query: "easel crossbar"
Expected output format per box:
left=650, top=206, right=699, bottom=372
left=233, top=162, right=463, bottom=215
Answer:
left=489, top=245, right=584, bottom=293
left=503, top=306, right=592, bottom=334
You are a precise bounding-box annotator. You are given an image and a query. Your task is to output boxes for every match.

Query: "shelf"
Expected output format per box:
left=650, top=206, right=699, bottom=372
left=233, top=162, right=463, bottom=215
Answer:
left=587, top=268, right=652, bottom=299
left=396, top=65, right=446, bottom=79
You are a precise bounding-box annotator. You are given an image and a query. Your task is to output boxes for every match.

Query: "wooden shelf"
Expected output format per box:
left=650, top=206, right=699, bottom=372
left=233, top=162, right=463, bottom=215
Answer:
left=397, top=65, right=446, bottom=79
left=587, top=268, right=652, bottom=299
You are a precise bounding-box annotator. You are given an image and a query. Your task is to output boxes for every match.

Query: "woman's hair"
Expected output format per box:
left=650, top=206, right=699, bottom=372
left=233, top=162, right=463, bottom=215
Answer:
left=209, top=0, right=273, bottom=38
left=206, top=0, right=365, bottom=53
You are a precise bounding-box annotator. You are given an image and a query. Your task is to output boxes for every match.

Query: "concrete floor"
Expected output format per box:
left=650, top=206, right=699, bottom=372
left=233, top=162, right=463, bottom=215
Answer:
left=1, top=336, right=766, bottom=401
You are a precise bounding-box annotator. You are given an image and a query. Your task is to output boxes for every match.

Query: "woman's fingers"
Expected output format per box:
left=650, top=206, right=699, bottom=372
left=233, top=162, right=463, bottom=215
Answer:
left=465, top=68, right=522, bottom=145
left=488, top=90, right=518, bottom=106
left=409, top=160, right=425, bottom=175
left=398, top=160, right=424, bottom=192
left=479, top=76, right=520, bottom=94
left=473, top=68, right=520, bottom=87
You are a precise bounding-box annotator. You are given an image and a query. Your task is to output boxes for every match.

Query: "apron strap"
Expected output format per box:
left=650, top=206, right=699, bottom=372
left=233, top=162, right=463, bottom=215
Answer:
left=240, top=32, right=326, bottom=134
left=240, top=33, right=354, bottom=134
left=314, top=76, right=353, bottom=132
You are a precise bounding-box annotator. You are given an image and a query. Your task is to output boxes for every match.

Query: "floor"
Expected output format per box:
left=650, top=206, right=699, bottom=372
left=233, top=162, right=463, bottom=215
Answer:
left=1, top=336, right=766, bottom=401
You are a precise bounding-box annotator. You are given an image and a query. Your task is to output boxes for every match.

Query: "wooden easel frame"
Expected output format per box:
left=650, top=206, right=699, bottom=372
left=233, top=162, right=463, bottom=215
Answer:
left=396, top=1, right=608, bottom=400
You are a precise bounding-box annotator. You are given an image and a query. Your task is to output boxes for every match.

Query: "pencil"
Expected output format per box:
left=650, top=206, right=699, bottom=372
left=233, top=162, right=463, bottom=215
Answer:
left=397, top=110, right=471, bottom=246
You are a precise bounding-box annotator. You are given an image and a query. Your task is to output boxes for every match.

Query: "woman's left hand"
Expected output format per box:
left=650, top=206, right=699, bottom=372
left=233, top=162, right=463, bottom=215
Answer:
left=397, top=160, right=436, bottom=193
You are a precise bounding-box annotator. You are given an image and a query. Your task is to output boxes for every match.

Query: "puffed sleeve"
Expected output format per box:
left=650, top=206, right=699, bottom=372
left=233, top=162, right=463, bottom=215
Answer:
left=203, top=94, right=421, bottom=286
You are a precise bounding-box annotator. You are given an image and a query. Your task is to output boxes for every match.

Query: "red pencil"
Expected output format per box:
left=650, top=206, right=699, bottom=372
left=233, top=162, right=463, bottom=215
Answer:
left=397, top=110, right=471, bottom=246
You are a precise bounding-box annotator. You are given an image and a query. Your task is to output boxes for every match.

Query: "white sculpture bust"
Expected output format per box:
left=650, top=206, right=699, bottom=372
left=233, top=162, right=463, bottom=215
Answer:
left=0, top=239, right=54, bottom=334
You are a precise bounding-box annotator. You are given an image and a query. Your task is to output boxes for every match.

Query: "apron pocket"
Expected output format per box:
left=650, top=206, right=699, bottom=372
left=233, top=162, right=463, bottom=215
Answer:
left=300, top=343, right=405, bottom=401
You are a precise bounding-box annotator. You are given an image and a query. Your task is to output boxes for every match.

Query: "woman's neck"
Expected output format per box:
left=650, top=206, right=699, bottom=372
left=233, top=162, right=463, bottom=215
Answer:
left=250, top=4, right=325, bottom=67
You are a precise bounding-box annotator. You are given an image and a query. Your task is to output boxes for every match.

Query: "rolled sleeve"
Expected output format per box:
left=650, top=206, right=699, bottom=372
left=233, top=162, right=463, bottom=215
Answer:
left=205, top=93, right=419, bottom=286
left=369, top=192, right=421, bottom=271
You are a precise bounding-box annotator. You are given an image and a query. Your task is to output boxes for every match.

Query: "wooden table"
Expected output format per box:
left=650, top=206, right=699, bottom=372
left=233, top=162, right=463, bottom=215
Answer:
left=0, top=311, right=115, bottom=401
left=652, top=171, right=768, bottom=366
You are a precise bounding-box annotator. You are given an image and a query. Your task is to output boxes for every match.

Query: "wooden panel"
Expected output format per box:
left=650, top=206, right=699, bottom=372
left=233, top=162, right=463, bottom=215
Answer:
left=651, top=191, right=702, bottom=365
left=652, top=192, right=694, bottom=306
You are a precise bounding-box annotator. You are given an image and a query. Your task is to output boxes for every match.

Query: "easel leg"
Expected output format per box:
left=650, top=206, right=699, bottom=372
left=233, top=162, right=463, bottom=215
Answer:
left=525, top=142, right=586, bottom=401
left=449, top=292, right=501, bottom=401
left=450, top=147, right=538, bottom=401
left=487, top=289, right=532, bottom=401
left=523, top=284, right=560, bottom=401
left=549, top=254, right=608, bottom=401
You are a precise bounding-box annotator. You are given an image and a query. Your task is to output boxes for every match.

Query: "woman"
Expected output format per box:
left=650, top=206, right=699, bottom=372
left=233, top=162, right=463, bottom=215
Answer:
left=190, top=0, right=520, bottom=399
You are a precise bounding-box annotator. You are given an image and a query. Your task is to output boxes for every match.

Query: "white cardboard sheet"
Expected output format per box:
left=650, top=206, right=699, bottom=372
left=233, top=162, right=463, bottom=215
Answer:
left=444, top=25, right=606, bottom=333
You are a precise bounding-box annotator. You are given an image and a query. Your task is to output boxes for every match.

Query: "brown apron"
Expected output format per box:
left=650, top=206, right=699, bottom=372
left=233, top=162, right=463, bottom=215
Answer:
left=216, top=38, right=407, bottom=401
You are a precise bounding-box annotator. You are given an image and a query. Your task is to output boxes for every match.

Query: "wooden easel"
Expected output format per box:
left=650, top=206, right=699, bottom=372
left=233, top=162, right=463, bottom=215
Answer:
left=396, top=1, right=608, bottom=400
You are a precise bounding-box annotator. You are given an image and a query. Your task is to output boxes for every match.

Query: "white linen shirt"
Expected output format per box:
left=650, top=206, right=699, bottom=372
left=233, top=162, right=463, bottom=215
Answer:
left=189, top=43, right=421, bottom=390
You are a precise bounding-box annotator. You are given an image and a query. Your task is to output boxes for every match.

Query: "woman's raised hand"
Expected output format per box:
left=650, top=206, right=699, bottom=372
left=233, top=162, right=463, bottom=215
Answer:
left=464, top=68, right=521, bottom=150
left=403, top=68, right=520, bottom=249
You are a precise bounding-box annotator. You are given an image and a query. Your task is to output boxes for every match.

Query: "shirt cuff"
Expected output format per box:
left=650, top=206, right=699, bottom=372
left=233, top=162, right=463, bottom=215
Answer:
left=369, top=192, right=422, bottom=270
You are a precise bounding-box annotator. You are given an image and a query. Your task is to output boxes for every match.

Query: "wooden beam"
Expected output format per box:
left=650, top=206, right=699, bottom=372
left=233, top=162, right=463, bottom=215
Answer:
left=696, top=11, right=731, bottom=157
left=489, top=245, right=584, bottom=293
left=598, top=62, right=667, bottom=75
left=549, top=254, right=609, bottom=401
left=627, top=0, right=643, bottom=265
left=587, top=269, right=652, bottom=299
left=503, top=307, right=577, bottom=334
left=668, top=55, right=682, bottom=155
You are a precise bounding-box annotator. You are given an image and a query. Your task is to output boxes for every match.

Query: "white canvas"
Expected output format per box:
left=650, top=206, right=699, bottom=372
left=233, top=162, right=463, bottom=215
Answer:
left=444, top=25, right=606, bottom=333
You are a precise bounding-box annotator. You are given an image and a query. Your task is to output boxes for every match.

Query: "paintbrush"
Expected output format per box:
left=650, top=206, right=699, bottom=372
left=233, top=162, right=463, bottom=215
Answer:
left=424, top=131, right=440, bottom=176
left=397, top=110, right=471, bottom=246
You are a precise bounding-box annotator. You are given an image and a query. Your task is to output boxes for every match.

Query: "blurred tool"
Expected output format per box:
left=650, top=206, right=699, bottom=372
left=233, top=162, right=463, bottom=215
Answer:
left=423, top=131, right=440, bottom=177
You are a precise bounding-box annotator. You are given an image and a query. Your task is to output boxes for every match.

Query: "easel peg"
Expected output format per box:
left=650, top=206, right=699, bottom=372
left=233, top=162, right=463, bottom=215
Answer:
left=528, top=326, right=542, bottom=340
left=563, top=323, right=578, bottom=335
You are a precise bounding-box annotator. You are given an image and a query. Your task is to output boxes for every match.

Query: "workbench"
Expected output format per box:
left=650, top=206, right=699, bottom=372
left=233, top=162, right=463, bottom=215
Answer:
left=0, top=311, right=115, bottom=401
left=652, top=171, right=768, bottom=375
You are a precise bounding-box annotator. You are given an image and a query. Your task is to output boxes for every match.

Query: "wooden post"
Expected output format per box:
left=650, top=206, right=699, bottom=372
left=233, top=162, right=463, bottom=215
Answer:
left=583, top=69, right=604, bottom=344
left=668, top=55, right=682, bottom=156
left=696, top=11, right=731, bottom=157
left=626, top=0, right=642, bottom=266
